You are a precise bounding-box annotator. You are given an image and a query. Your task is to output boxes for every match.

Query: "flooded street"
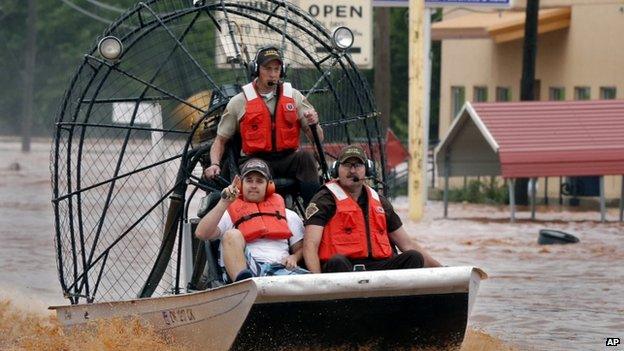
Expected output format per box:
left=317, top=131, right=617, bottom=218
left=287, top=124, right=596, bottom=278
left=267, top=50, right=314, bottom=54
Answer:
left=0, top=139, right=66, bottom=307
left=396, top=199, right=624, bottom=349
left=1, top=139, right=622, bottom=350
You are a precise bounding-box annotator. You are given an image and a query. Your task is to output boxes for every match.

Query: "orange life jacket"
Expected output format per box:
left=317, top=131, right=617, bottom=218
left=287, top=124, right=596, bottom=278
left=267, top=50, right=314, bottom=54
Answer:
left=239, top=82, right=300, bottom=154
left=227, top=193, right=292, bottom=243
left=318, top=181, right=392, bottom=261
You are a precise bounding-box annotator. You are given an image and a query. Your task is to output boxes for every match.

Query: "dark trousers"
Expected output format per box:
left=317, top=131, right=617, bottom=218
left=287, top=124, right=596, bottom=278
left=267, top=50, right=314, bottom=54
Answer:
left=241, top=150, right=320, bottom=206
left=323, top=250, right=425, bottom=273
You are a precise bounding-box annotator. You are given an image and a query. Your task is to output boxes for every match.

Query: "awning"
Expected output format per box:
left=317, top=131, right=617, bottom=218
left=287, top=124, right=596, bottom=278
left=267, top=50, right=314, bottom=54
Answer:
left=436, top=100, right=624, bottom=178
left=431, top=7, right=571, bottom=43
left=435, top=100, right=624, bottom=222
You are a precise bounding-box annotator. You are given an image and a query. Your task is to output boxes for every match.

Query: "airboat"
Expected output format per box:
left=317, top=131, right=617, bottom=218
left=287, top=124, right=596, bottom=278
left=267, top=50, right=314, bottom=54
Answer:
left=49, top=1, right=486, bottom=349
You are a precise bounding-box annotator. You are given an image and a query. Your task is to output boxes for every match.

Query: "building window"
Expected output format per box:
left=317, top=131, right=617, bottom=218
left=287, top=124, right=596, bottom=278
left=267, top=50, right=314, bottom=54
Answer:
left=574, top=86, right=591, bottom=100
left=496, top=87, right=511, bottom=102
left=549, top=87, right=565, bottom=101
left=473, top=86, right=488, bottom=102
left=451, top=86, right=465, bottom=119
left=600, top=87, right=616, bottom=100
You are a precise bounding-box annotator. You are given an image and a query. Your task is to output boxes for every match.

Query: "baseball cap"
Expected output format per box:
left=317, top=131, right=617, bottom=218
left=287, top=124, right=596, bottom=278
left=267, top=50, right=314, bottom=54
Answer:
left=240, top=158, right=272, bottom=179
left=256, top=47, right=282, bottom=66
left=338, top=145, right=367, bottom=164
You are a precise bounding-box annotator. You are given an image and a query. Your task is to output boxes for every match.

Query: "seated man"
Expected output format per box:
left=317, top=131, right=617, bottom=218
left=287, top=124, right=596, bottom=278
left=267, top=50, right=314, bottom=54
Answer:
left=196, top=158, right=307, bottom=282
left=303, top=145, right=441, bottom=273
left=203, top=46, right=322, bottom=206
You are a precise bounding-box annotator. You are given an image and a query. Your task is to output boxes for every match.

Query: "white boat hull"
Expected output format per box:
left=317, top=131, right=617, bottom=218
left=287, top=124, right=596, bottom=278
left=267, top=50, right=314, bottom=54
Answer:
left=51, top=266, right=486, bottom=350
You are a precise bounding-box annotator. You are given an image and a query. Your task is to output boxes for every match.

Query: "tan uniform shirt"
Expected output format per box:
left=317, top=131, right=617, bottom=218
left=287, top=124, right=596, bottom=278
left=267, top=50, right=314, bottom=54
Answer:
left=216, top=82, right=315, bottom=140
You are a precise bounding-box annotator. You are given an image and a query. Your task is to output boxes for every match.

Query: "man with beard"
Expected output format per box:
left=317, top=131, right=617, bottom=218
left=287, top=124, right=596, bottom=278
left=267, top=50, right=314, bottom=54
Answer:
left=303, top=145, right=441, bottom=273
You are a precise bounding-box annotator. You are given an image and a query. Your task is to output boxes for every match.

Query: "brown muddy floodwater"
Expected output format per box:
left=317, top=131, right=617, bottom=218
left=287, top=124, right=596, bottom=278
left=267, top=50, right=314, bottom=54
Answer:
left=1, top=139, right=622, bottom=350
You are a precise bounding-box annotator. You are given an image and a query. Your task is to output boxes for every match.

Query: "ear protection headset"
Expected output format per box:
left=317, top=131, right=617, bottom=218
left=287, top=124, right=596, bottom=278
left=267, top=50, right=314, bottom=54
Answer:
left=248, top=46, right=286, bottom=79
left=235, top=176, right=276, bottom=199
left=329, top=158, right=375, bottom=179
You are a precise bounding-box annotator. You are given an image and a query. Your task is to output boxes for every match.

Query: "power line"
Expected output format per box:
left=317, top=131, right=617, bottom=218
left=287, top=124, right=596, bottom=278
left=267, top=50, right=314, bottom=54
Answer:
left=59, top=0, right=115, bottom=24
left=84, top=0, right=124, bottom=13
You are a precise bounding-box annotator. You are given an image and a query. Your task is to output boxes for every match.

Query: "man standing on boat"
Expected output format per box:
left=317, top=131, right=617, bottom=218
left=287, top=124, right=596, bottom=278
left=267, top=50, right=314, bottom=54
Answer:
left=203, top=46, right=322, bottom=206
left=303, top=145, right=441, bottom=273
left=196, top=158, right=307, bottom=282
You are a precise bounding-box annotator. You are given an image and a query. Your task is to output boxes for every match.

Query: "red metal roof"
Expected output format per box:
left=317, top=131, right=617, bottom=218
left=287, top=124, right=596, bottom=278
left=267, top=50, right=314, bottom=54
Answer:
left=472, top=100, right=624, bottom=178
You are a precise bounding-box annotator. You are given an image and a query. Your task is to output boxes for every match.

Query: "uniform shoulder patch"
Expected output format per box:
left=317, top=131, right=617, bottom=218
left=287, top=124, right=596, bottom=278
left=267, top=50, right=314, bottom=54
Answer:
left=305, top=202, right=320, bottom=220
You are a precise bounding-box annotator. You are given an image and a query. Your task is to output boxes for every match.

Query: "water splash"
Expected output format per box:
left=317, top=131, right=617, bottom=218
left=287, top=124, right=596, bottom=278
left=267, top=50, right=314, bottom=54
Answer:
left=0, top=299, right=187, bottom=351
left=0, top=298, right=517, bottom=351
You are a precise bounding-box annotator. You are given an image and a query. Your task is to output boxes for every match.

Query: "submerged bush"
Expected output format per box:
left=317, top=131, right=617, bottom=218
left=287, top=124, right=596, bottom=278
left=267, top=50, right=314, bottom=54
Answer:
left=448, top=179, right=508, bottom=204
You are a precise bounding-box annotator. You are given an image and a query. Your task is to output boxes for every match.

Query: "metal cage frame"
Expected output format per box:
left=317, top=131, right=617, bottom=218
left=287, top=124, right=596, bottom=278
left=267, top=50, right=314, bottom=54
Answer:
left=52, top=0, right=387, bottom=304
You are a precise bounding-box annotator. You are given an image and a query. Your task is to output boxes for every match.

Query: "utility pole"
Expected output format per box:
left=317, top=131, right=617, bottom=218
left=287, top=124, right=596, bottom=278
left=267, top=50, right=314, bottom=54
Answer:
left=408, top=0, right=425, bottom=220
left=374, top=7, right=391, bottom=134
left=521, top=0, right=539, bottom=101
left=516, top=0, right=540, bottom=204
left=21, top=0, right=37, bottom=152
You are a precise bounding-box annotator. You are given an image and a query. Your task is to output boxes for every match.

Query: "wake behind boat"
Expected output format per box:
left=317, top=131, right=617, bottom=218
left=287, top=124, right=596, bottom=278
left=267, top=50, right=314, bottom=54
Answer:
left=51, top=267, right=486, bottom=350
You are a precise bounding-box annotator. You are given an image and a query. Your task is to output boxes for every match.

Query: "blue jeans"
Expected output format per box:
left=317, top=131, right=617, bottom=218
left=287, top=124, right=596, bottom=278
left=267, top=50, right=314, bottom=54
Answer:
left=223, top=248, right=309, bottom=282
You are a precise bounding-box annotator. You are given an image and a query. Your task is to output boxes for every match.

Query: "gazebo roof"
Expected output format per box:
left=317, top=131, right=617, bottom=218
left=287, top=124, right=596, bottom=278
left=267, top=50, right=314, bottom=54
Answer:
left=436, top=100, right=624, bottom=178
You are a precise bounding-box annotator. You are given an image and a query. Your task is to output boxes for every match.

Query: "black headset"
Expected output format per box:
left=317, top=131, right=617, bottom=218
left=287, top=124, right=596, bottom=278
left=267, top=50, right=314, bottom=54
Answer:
left=329, top=157, right=375, bottom=179
left=248, top=46, right=286, bottom=79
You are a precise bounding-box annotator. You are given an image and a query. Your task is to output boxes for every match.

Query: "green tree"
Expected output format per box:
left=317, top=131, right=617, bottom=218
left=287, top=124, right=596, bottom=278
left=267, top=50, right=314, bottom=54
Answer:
left=0, top=0, right=135, bottom=137
left=387, top=8, right=409, bottom=141
left=383, top=7, right=441, bottom=144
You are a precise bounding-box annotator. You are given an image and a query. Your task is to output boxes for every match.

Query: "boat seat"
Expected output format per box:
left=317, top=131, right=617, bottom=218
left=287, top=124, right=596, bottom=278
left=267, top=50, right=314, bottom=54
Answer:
left=273, top=177, right=297, bottom=194
left=188, top=233, right=226, bottom=290
left=273, top=177, right=305, bottom=215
